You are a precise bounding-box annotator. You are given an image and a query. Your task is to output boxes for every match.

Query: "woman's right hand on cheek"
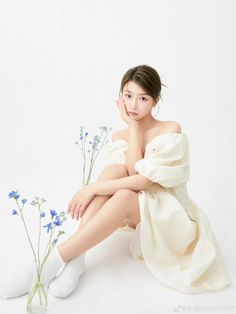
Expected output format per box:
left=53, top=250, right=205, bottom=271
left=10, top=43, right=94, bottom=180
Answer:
left=115, top=94, right=137, bottom=126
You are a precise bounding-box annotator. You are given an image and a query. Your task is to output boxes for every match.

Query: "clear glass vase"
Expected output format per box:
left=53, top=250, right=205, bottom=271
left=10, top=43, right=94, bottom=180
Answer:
left=26, top=266, right=48, bottom=314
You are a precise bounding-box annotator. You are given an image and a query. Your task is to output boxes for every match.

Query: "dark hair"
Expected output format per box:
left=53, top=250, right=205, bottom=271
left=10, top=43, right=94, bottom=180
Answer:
left=119, top=64, right=167, bottom=105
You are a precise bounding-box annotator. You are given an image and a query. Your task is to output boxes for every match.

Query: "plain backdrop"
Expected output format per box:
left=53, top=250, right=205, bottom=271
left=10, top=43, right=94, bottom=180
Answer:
left=0, top=0, right=235, bottom=313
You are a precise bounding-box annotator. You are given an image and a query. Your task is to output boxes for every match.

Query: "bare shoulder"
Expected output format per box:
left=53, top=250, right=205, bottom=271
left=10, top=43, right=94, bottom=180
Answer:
left=111, top=128, right=127, bottom=142
left=165, top=121, right=182, bottom=133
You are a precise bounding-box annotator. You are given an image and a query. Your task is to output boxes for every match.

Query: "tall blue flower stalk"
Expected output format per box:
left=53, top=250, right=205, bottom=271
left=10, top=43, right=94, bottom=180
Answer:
left=8, top=190, right=67, bottom=308
left=75, top=126, right=112, bottom=186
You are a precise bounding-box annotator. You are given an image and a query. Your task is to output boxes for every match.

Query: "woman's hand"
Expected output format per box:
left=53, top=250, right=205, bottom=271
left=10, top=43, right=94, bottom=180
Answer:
left=67, top=184, right=96, bottom=220
left=115, top=93, right=138, bottom=127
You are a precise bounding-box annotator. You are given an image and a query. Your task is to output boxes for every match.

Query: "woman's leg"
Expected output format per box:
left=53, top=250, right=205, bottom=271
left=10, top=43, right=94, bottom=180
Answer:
left=58, top=189, right=140, bottom=262
left=0, top=166, right=132, bottom=299
left=78, top=164, right=129, bottom=230
left=48, top=167, right=137, bottom=298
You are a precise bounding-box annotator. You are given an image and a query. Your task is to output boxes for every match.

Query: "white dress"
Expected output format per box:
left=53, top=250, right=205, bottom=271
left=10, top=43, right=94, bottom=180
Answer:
left=105, top=131, right=230, bottom=294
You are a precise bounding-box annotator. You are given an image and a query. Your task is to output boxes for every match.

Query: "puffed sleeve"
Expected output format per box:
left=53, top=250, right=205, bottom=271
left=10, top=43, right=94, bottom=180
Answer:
left=104, top=139, right=128, bottom=165
left=134, top=133, right=189, bottom=188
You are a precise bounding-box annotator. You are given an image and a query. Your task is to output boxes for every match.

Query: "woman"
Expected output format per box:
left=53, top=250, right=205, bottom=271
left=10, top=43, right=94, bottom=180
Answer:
left=1, top=64, right=230, bottom=299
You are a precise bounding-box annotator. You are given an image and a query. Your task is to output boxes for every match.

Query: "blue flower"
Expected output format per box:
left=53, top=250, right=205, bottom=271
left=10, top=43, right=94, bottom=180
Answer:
left=8, top=190, right=20, bottom=200
left=53, top=216, right=62, bottom=226
left=85, top=132, right=88, bottom=136
left=12, top=209, right=17, bottom=215
left=43, top=222, right=53, bottom=233
left=50, top=209, right=57, bottom=218
left=21, top=198, right=27, bottom=205
left=91, top=135, right=100, bottom=149
left=40, top=212, right=46, bottom=218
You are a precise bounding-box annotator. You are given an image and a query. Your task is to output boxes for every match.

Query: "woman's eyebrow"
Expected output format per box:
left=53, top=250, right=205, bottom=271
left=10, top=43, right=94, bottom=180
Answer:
left=124, top=89, right=148, bottom=96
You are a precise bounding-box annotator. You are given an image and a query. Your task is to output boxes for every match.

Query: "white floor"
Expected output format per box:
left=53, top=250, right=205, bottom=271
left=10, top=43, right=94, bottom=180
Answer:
left=0, top=228, right=235, bottom=314
left=0, top=169, right=235, bottom=314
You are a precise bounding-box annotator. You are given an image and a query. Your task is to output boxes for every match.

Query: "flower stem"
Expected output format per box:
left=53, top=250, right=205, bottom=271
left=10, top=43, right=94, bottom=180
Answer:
left=40, top=224, right=56, bottom=272
left=85, top=130, right=109, bottom=186
left=27, top=279, right=48, bottom=309
left=16, top=199, right=38, bottom=267
left=37, top=204, right=42, bottom=267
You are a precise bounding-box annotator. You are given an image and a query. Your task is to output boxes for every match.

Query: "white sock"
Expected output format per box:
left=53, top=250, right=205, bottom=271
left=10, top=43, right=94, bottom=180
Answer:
left=39, top=246, right=66, bottom=286
left=49, top=252, right=86, bottom=298
left=0, top=260, right=35, bottom=299
left=0, top=247, right=65, bottom=299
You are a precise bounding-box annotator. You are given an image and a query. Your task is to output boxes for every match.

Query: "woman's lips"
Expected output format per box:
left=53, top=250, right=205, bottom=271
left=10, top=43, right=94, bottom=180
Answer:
left=128, top=112, right=138, bottom=116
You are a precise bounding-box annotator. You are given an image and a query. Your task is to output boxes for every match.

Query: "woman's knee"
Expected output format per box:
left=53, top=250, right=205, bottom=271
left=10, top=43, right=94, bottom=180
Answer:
left=113, top=189, right=140, bottom=225
left=113, top=188, right=136, bottom=200
left=97, top=164, right=128, bottom=181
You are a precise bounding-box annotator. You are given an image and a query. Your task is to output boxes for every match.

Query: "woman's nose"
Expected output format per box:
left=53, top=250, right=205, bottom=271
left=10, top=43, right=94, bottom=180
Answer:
left=130, top=99, right=138, bottom=108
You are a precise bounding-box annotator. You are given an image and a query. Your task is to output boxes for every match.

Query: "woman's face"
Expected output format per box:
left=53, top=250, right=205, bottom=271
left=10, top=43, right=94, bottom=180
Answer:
left=121, top=81, right=158, bottom=120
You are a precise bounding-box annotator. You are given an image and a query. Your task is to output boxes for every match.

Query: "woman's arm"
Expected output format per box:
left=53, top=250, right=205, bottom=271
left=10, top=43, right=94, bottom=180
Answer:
left=112, top=127, right=143, bottom=176
left=115, top=96, right=145, bottom=176
left=92, top=174, right=153, bottom=196
left=125, top=126, right=144, bottom=176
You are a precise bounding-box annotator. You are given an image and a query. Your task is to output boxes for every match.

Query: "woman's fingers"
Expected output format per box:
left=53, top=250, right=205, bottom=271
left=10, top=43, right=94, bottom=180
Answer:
left=73, top=203, right=80, bottom=220
left=118, top=96, right=127, bottom=113
left=116, top=98, right=125, bottom=117
left=116, top=99, right=121, bottom=110
left=69, top=200, right=77, bottom=219
left=121, top=98, right=128, bottom=114
left=67, top=192, right=83, bottom=219
left=79, top=207, right=85, bottom=218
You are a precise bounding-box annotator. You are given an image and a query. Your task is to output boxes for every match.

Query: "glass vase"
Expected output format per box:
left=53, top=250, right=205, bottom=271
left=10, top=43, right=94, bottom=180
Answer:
left=26, top=266, right=48, bottom=314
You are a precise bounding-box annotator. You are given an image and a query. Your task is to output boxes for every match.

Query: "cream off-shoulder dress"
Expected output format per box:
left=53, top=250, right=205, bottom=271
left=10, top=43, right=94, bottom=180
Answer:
left=104, top=131, right=230, bottom=294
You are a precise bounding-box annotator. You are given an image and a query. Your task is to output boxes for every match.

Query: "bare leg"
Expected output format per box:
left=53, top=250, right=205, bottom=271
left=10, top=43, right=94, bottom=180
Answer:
left=58, top=189, right=140, bottom=262
left=78, top=164, right=129, bottom=231
left=48, top=169, right=138, bottom=299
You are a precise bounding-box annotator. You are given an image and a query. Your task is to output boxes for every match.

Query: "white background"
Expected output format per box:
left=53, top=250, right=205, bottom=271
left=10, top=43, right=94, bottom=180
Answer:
left=0, top=0, right=235, bottom=313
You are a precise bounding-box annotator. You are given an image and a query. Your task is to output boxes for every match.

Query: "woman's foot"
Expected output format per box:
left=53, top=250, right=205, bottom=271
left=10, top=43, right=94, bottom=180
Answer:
left=0, top=247, right=65, bottom=299
left=49, top=252, right=86, bottom=298
left=0, top=262, right=35, bottom=299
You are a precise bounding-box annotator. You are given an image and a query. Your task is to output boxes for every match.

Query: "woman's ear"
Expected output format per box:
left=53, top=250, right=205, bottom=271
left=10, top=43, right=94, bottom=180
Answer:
left=154, top=96, right=160, bottom=105
left=156, top=96, right=161, bottom=102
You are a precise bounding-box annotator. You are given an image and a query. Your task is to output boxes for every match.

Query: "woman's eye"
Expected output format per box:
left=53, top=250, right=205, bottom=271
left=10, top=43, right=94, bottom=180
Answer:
left=124, top=94, right=147, bottom=101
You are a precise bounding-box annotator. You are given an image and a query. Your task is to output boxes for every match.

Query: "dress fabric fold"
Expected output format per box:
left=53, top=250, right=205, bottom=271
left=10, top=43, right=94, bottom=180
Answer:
left=104, top=132, right=230, bottom=294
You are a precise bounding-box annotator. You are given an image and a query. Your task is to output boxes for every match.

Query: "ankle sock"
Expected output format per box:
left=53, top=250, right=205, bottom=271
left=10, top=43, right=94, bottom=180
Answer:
left=0, top=261, right=35, bottom=299
left=39, top=246, right=66, bottom=285
left=49, top=252, right=86, bottom=298
left=0, top=247, right=65, bottom=299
